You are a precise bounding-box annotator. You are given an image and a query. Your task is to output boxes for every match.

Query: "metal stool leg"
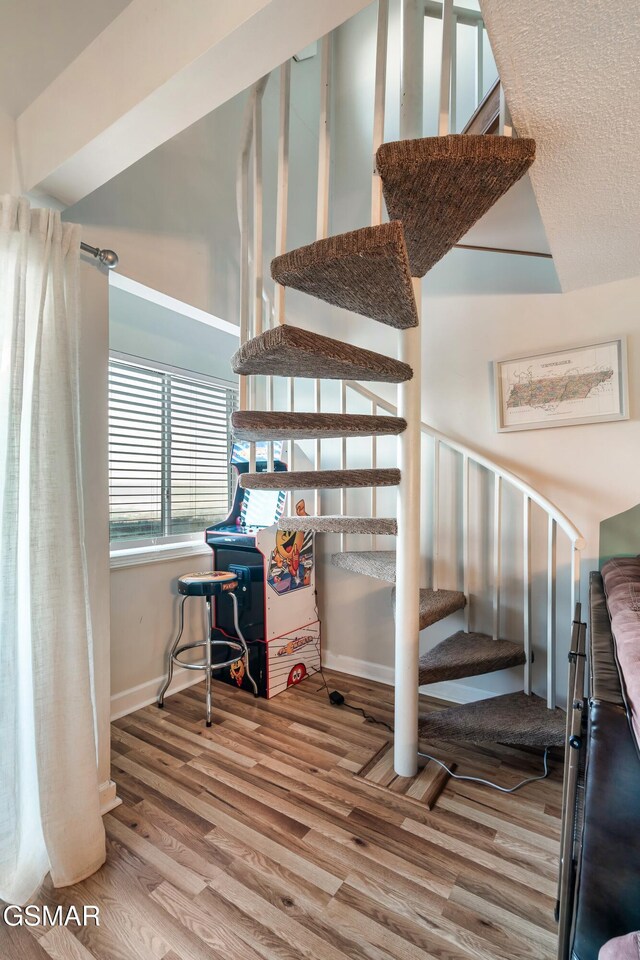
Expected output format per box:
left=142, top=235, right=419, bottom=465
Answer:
left=230, top=591, right=258, bottom=697
left=158, top=595, right=188, bottom=708
left=205, top=596, right=213, bottom=727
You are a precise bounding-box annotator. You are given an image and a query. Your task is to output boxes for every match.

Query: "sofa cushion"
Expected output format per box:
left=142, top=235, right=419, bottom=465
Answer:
left=599, top=931, right=640, bottom=960
left=601, top=556, right=640, bottom=749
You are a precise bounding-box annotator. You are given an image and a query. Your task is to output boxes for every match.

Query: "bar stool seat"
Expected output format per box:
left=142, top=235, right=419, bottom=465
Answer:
left=158, top=570, right=258, bottom=726
left=178, top=571, right=239, bottom=596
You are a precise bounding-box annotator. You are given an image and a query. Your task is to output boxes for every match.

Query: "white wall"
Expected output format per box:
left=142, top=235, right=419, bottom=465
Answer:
left=0, top=108, right=19, bottom=194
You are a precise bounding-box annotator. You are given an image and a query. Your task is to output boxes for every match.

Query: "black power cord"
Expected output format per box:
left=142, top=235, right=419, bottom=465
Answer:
left=317, top=667, right=394, bottom=733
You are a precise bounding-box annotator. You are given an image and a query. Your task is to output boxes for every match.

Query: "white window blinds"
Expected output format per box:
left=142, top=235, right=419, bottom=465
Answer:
left=108, top=357, right=237, bottom=543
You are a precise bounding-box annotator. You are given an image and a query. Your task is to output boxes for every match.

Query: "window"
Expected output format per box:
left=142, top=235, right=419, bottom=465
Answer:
left=108, top=356, right=237, bottom=544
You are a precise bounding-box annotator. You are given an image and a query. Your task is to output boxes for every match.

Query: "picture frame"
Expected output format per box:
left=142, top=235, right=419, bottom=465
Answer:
left=494, top=337, right=629, bottom=433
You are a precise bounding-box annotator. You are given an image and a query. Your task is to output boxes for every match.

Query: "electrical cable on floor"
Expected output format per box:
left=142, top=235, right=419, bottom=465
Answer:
left=317, top=667, right=552, bottom=793
left=316, top=667, right=394, bottom=732
left=418, top=746, right=551, bottom=794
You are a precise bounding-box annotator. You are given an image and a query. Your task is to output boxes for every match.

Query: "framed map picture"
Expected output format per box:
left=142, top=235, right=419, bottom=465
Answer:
left=494, top=338, right=629, bottom=432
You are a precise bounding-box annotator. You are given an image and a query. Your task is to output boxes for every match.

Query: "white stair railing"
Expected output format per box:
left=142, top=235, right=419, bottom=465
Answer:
left=343, top=378, right=585, bottom=708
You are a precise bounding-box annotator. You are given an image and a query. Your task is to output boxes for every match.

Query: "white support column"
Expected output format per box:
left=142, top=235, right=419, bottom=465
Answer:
left=394, top=0, right=423, bottom=779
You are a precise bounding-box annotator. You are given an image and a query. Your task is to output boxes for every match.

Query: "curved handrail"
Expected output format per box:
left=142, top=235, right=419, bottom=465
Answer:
left=344, top=379, right=585, bottom=550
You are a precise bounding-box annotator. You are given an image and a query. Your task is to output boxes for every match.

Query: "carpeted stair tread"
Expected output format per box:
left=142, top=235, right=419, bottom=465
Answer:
left=376, top=134, right=535, bottom=277
left=278, top=516, right=397, bottom=535
left=392, top=586, right=467, bottom=629
left=271, top=222, right=418, bottom=329
left=419, top=631, right=526, bottom=685
left=331, top=550, right=397, bottom=582
left=232, top=410, right=406, bottom=441
left=231, top=325, right=412, bottom=383
left=240, top=468, right=400, bottom=491
left=418, top=691, right=565, bottom=747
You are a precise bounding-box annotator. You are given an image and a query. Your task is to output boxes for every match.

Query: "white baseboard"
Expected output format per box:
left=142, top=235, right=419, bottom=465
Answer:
left=99, top=779, right=122, bottom=815
left=322, top=650, right=499, bottom=704
left=110, top=666, right=204, bottom=721
left=322, top=651, right=395, bottom=687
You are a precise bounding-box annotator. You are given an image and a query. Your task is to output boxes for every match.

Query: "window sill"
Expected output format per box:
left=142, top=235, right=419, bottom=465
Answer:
left=110, top=540, right=211, bottom=570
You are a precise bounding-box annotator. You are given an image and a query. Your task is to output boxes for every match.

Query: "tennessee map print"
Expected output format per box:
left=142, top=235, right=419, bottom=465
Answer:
left=496, top=339, right=627, bottom=431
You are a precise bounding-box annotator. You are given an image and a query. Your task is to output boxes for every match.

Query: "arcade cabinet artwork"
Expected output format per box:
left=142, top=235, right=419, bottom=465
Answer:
left=205, top=441, right=320, bottom=698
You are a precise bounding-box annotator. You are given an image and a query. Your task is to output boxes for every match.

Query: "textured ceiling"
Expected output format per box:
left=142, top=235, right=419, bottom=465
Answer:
left=480, top=0, right=640, bottom=291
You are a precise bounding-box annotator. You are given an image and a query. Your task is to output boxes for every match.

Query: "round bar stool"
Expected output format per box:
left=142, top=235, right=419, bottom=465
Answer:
left=158, top=571, right=258, bottom=726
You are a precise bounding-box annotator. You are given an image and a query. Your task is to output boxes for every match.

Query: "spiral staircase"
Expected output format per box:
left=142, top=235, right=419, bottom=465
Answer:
left=231, top=131, right=568, bottom=760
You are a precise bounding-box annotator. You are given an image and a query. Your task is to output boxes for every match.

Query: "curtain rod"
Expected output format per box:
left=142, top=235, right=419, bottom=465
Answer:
left=80, top=241, right=119, bottom=269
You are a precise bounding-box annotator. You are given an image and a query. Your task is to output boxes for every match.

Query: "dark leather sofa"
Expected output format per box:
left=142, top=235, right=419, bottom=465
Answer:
left=568, top=572, right=640, bottom=959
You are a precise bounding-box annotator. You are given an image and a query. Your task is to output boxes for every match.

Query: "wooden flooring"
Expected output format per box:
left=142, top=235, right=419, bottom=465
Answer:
left=2, top=670, right=562, bottom=960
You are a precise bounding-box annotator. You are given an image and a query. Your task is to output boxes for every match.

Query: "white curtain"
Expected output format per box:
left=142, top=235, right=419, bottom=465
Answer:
left=0, top=196, right=105, bottom=904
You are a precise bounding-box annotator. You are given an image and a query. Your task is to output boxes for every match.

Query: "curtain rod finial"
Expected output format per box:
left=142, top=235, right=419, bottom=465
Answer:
left=98, top=249, right=119, bottom=269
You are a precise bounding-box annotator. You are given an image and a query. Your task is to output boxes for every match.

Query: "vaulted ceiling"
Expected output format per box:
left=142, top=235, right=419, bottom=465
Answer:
left=0, top=0, right=131, bottom=117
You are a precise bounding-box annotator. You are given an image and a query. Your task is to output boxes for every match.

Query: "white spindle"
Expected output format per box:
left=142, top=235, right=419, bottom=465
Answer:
left=314, top=33, right=332, bottom=518
left=547, top=517, right=557, bottom=709
left=438, top=0, right=454, bottom=136
left=523, top=495, right=532, bottom=695
left=476, top=20, right=484, bottom=105
left=340, top=380, right=347, bottom=551
left=449, top=13, right=457, bottom=133
left=395, top=0, right=423, bottom=779
left=462, top=453, right=470, bottom=631
left=314, top=378, right=321, bottom=515
left=275, top=61, right=291, bottom=326
left=492, top=475, right=502, bottom=641
left=499, top=83, right=513, bottom=137
left=239, top=125, right=250, bottom=412
left=432, top=439, right=440, bottom=591
left=570, top=543, right=581, bottom=619
left=371, top=400, right=378, bottom=550
left=371, top=0, right=389, bottom=226
left=288, top=379, right=295, bottom=512
left=253, top=95, right=263, bottom=337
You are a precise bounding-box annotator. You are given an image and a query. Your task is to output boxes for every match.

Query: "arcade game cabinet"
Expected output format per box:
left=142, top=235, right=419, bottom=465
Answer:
left=205, top=441, right=320, bottom=698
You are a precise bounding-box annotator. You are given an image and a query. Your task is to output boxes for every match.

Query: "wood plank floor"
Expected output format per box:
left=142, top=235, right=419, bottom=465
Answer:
left=2, top=670, right=563, bottom=960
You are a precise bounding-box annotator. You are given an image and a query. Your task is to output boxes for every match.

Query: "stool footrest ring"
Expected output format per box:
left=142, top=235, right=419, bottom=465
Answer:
left=172, top=638, right=245, bottom=672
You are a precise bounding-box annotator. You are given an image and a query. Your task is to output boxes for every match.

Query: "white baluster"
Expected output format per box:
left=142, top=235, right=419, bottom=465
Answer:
left=438, top=0, right=454, bottom=136
left=275, top=61, right=291, bottom=327
left=315, top=33, right=332, bottom=517
left=523, top=495, right=532, bottom=695
left=340, top=380, right=347, bottom=551
left=492, top=475, right=502, bottom=642
left=547, top=517, right=557, bottom=709
left=476, top=19, right=484, bottom=106
left=462, top=453, right=470, bottom=631
left=432, top=439, right=440, bottom=591
left=371, top=0, right=389, bottom=226
left=371, top=400, right=378, bottom=550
